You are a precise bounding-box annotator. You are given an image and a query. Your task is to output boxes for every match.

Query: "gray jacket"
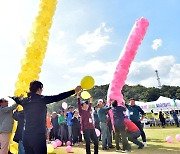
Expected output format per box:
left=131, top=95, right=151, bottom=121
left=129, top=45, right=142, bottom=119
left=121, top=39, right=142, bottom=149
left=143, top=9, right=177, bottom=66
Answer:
left=0, top=104, right=18, bottom=133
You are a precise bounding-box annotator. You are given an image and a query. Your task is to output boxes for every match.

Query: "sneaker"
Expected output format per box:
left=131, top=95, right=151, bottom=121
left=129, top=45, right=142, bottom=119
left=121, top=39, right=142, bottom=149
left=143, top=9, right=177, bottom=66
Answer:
left=121, top=150, right=130, bottom=153
left=143, top=142, right=147, bottom=147
left=116, top=149, right=121, bottom=152
left=138, top=144, right=144, bottom=149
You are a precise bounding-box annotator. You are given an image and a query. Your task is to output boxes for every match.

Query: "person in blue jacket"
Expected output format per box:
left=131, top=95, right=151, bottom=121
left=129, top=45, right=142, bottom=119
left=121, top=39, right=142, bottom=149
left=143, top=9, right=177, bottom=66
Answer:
left=10, top=80, right=82, bottom=154
left=171, top=110, right=179, bottom=127
left=66, top=105, right=74, bottom=143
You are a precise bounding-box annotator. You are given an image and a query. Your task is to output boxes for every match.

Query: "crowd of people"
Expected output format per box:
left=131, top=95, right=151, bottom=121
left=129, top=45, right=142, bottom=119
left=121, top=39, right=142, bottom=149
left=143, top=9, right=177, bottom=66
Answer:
left=0, top=80, right=148, bottom=154
left=159, top=110, right=179, bottom=128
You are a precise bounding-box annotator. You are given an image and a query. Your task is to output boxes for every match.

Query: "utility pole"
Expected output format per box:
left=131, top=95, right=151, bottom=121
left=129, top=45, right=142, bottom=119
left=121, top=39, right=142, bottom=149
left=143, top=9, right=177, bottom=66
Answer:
left=155, top=70, right=162, bottom=88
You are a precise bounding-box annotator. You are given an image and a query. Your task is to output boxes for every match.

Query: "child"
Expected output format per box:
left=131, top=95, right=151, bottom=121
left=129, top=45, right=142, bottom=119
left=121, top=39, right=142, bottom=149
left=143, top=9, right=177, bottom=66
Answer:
left=71, top=109, right=81, bottom=146
left=77, top=93, right=98, bottom=154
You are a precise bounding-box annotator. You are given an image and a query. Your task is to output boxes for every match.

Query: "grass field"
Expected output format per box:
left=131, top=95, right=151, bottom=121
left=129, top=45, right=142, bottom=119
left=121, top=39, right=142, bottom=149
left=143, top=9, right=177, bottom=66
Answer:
left=53, top=126, right=180, bottom=154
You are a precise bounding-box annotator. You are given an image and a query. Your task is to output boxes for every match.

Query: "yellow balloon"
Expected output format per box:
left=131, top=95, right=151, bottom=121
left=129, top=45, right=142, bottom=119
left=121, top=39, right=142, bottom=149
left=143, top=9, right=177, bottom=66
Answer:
left=47, top=144, right=54, bottom=153
left=12, top=122, right=17, bottom=133
left=18, top=105, right=23, bottom=111
left=10, top=143, right=18, bottom=154
left=81, top=91, right=91, bottom=99
left=80, top=76, right=95, bottom=90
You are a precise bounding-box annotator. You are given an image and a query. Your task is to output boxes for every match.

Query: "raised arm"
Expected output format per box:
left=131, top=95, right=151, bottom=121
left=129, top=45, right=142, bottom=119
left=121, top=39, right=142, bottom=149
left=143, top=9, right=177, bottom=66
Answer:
left=77, top=93, right=82, bottom=114
left=41, top=86, right=82, bottom=104
left=0, top=104, right=18, bottom=113
left=88, top=97, right=93, bottom=111
left=41, top=90, right=75, bottom=104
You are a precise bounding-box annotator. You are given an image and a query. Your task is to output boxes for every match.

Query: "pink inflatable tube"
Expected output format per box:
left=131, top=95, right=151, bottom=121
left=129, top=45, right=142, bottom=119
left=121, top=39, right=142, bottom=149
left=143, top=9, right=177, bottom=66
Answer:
left=107, top=17, right=149, bottom=130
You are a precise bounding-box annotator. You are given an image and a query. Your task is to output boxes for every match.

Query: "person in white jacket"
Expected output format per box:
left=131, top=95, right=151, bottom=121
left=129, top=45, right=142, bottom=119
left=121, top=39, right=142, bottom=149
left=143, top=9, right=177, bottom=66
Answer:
left=0, top=98, right=17, bottom=154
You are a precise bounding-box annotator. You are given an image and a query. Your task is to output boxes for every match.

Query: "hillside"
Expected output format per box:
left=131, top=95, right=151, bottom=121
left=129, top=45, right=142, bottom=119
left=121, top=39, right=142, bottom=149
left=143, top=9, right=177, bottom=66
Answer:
left=47, top=84, right=180, bottom=113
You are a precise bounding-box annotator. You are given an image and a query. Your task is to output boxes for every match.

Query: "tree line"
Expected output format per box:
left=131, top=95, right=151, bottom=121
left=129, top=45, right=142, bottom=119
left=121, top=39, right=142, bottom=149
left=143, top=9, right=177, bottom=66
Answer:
left=47, top=84, right=180, bottom=113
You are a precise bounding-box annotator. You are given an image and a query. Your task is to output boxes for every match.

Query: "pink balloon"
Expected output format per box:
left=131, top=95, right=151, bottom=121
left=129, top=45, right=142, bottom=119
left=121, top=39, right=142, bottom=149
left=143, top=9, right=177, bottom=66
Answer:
left=95, top=128, right=100, bottom=137
left=66, top=146, right=72, bottom=153
left=66, top=141, right=71, bottom=146
left=166, top=136, right=173, bottom=143
left=51, top=141, right=57, bottom=149
left=56, top=140, right=62, bottom=147
left=175, top=134, right=180, bottom=142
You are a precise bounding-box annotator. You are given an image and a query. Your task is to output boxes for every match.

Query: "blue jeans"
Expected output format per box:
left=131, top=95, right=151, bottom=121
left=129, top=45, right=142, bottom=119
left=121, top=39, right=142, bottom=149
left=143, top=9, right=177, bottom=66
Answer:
left=100, top=122, right=111, bottom=148
left=132, top=121, right=146, bottom=142
left=18, top=140, right=25, bottom=154
left=68, top=125, right=73, bottom=142
left=126, top=131, right=144, bottom=147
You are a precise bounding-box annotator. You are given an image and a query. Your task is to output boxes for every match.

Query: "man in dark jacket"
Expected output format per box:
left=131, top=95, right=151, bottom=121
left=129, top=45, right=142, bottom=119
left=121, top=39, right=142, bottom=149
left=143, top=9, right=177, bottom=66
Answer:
left=111, top=100, right=130, bottom=152
left=51, top=112, right=59, bottom=140
left=71, top=110, right=81, bottom=145
left=10, top=80, right=82, bottom=154
left=125, top=98, right=147, bottom=147
left=13, top=110, right=25, bottom=154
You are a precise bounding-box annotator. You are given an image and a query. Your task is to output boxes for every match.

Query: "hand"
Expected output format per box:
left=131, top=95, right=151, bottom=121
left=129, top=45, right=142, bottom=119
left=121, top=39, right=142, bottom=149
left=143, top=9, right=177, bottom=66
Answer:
left=139, top=118, right=143, bottom=122
left=76, top=92, right=80, bottom=98
left=9, top=96, right=21, bottom=104
left=75, top=86, right=82, bottom=94
left=89, top=97, right=93, bottom=104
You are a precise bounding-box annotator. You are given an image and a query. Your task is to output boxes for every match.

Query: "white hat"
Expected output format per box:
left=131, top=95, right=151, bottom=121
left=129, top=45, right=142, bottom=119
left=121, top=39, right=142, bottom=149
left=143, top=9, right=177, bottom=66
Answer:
left=98, top=99, right=103, bottom=103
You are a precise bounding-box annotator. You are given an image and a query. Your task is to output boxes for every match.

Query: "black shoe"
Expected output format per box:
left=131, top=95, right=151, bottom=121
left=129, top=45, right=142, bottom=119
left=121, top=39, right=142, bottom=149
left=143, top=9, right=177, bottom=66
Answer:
left=108, top=145, right=115, bottom=149
left=102, top=147, right=109, bottom=150
left=138, top=144, right=144, bottom=149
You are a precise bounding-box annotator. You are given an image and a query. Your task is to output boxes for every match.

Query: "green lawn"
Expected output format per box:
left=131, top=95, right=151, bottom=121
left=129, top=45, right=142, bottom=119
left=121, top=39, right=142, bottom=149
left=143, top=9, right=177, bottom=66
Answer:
left=52, top=126, right=180, bottom=154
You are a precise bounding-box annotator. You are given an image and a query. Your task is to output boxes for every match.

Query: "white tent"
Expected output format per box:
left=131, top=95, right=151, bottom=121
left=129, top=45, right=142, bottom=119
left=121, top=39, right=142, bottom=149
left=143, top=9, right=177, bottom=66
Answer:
left=135, top=96, right=180, bottom=113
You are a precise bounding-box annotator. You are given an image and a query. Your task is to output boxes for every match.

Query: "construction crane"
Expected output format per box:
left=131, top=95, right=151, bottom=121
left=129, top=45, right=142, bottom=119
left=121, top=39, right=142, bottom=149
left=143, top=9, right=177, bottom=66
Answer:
left=155, top=70, right=162, bottom=88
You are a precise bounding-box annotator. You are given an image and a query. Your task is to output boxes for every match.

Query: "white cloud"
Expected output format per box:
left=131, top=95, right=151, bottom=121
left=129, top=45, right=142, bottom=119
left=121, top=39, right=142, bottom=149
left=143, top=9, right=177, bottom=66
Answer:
left=169, top=64, right=180, bottom=86
left=70, top=56, right=180, bottom=88
left=76, top=22, right=112, bottom=53
left=57, top=30, right=65, bottom=40
left=126, top=56, right=177, bottom=87
left=70, top=60, right=116, bottom=74
left=151, top=39, right=163, bottom=50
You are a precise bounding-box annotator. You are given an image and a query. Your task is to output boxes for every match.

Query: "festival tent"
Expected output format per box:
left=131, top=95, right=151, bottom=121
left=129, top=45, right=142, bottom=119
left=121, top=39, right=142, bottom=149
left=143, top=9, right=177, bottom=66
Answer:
left=135, top=96, right=180, bottom=113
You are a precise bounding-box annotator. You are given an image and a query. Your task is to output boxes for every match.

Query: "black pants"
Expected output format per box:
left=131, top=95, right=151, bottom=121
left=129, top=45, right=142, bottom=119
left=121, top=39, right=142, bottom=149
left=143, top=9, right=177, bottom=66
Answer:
left=53, top=126, right=59, bottom=139
left=83, top=129, right=98, bottom=154
left=160, top=119, right=166, bottom=127
left=72, top=127, right=81, bottom=144
left=23, top=133, right=47, bottom=154
left=132, top=121, right=146, bottom=142
left=60, top=124, right=68, bottom=145
left=126, top=131, right=143, bottom=147
left=174, top=118, right=179, bottom=127
left=115, top=125, right=130, bottom=151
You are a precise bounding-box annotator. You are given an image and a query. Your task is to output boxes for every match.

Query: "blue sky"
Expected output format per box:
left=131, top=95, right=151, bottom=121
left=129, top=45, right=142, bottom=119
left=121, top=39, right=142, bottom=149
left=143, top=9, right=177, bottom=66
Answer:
left=0, top=0, right=180, bottom=97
